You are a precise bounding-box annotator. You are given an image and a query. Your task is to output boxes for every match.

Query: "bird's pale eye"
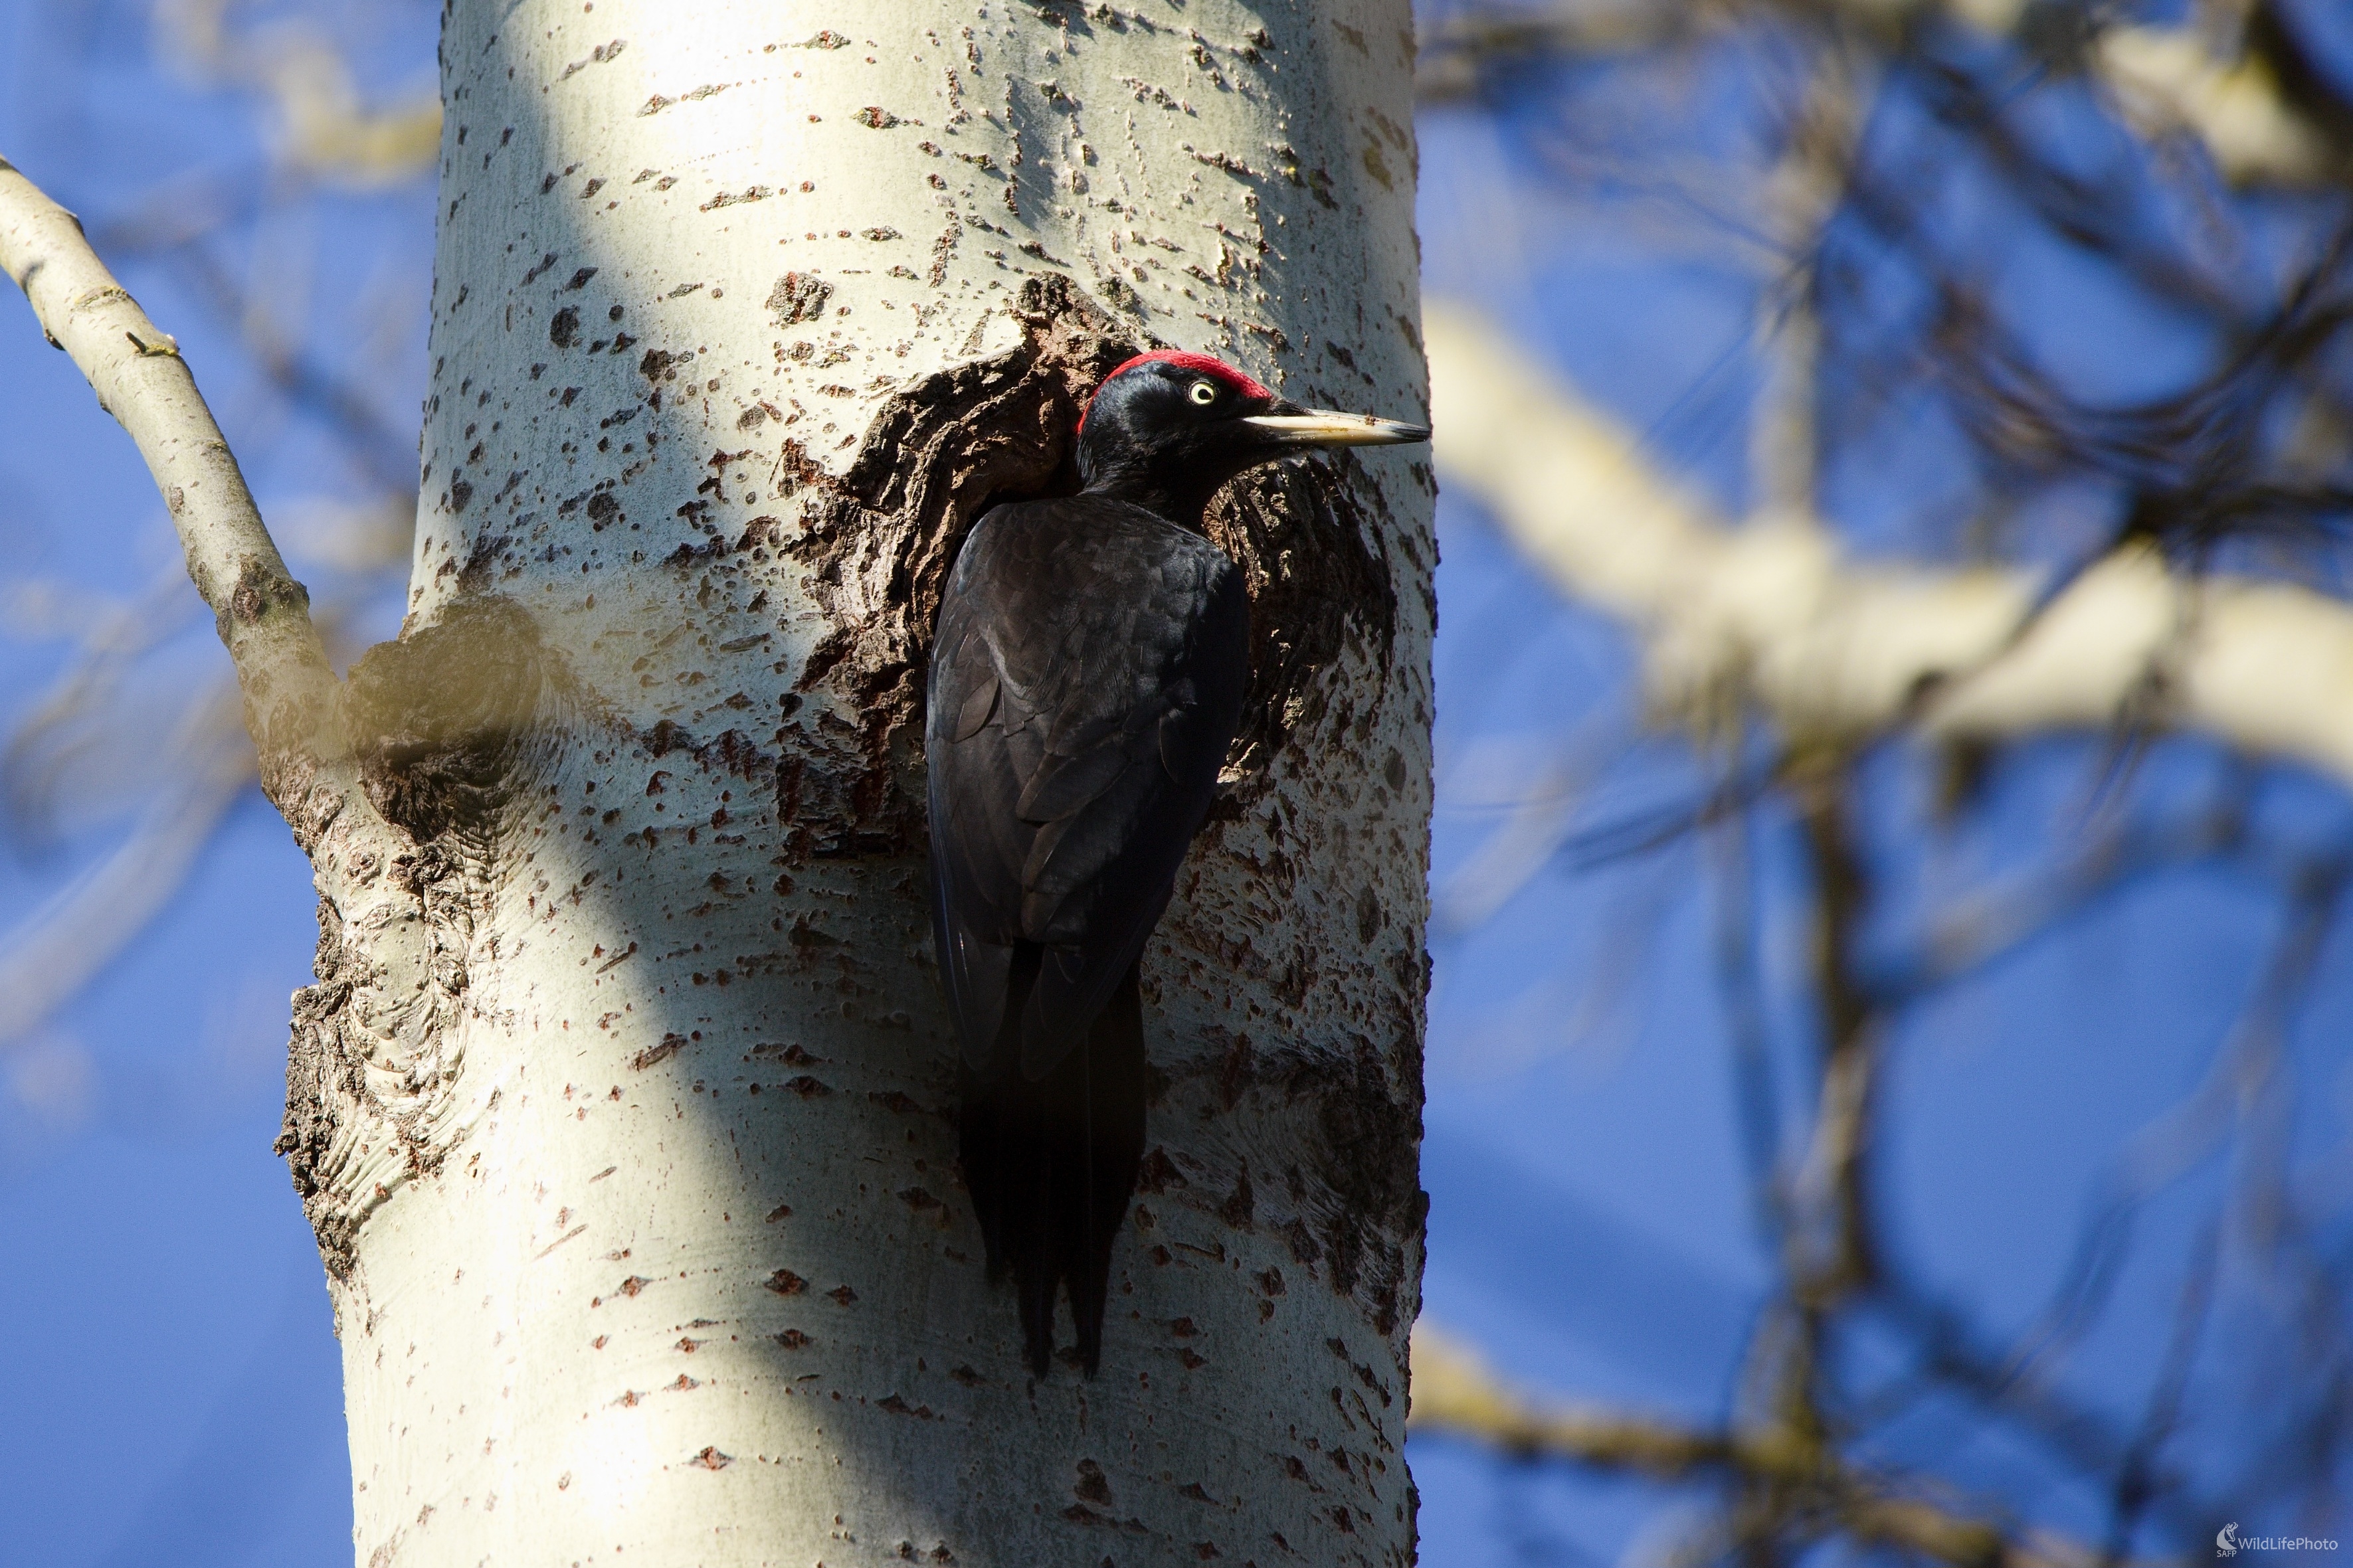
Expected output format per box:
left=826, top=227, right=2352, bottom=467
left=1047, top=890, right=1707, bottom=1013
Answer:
left=1188, top=379, right=1219, bottom=406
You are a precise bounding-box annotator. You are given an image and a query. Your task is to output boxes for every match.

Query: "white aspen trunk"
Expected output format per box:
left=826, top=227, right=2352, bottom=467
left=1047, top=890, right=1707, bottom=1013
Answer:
left=273, top=3, right=1435, bottom=1563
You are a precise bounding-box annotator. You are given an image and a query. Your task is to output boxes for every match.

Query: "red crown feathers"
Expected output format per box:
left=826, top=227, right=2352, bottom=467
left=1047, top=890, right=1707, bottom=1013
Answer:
left=1078, top=350, right=1273, bottom=435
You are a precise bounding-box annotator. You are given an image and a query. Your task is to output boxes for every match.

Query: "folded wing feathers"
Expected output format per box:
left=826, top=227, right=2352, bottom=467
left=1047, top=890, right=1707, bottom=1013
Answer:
left=929, top=498, right=1246, bottom=1078
left=951, top=671, right=1000, bottom=742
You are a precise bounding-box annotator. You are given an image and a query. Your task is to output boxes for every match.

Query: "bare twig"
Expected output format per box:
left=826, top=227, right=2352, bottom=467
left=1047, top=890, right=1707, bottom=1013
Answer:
left=0, top=153, right=352, bottom=837
left=1789, top=766, right=1878, bottom=1310
left=1862, top=798, right=2251, bottom=1003
left=1, top=562, right=202, bottom=836
left=1707, top=789, right=1788, bottom=1245
left=2101, top=1221, right=2219, bottom=1563
left=0, top=689, right=252, bottom=1047
left=1412, top=1323, right=2099, bottom=1568
left=1750, top=35, right=1871, bottom=525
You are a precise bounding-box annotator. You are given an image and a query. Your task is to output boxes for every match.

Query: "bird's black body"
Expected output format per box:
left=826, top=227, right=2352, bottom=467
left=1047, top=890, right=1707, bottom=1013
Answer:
left=929, top=491, right=1248, bottom=1374
left=926, top=351, right=1426, bottom=1375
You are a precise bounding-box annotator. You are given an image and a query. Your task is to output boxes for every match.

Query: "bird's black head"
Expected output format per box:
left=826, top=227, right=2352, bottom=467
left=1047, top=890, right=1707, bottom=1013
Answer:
left=1074, top=349, right=1429, bottom=530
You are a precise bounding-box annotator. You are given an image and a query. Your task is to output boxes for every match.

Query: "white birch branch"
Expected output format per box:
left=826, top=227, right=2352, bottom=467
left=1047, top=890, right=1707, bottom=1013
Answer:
left=2092, top=23, right=2336, bottom=187
left=0, top=153, right=355, bottom=829
left=1425, top=302, right=2353, bottom=787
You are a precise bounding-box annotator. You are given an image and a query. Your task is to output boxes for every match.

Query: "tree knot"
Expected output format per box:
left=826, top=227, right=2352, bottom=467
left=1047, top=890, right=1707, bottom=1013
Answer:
left=346, top=596, right=571, bottom=846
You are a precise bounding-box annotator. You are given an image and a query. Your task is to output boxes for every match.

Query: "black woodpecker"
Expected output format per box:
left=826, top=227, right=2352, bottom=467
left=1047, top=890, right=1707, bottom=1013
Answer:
left=925, top=349, right=1429, bottom=1375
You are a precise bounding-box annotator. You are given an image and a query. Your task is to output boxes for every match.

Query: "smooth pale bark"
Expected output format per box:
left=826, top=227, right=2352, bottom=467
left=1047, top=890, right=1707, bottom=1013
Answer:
left=286, top=4, right=1434, bottom=1565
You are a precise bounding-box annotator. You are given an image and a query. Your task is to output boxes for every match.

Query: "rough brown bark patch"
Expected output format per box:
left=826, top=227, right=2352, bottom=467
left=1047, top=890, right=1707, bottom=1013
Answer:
left=347, top=595, right=571, bottom=847
left=779, top=274, right=1400, bottom=855
left=1202, top=453, right=1398, bottom=787
left=275, top=899, right=373, bottom=1279
left=275, top=845, right=470, bottom=1282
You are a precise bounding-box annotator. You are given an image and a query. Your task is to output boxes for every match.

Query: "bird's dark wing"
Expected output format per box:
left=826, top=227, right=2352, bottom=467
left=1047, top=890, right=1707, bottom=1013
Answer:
left=926, top=494, right=1249, bottom=1079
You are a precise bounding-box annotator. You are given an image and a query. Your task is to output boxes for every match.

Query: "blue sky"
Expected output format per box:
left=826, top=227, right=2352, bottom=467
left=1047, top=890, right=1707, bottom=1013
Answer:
left=3, top=2, right=2350, bottom=1563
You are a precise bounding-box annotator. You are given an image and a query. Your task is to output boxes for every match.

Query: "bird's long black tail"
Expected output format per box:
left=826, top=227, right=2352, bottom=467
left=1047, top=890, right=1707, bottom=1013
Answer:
left=959, top=946, right=1147, bottom=1377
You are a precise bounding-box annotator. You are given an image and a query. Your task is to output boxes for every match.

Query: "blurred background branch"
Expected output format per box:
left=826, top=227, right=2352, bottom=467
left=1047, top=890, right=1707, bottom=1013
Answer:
left=1410, top=0, right=2353, bottom=1561
left=154, top=0, right=438, bottom=186
left=1429, top=304, right=2353, bottom=783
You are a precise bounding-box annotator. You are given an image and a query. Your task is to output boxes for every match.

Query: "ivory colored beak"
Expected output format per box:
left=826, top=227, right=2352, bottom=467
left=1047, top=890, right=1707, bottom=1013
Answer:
left=1240, top=409, right=1432, bottom=447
